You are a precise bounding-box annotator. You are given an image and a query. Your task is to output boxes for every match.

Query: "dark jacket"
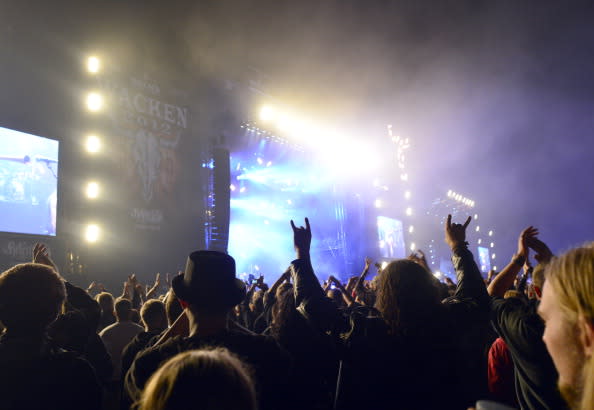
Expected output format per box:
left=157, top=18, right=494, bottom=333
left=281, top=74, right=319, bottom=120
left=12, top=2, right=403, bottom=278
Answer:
left=490, top=297, right=568, bottom=409
left=0, top=333, right=102, bottom=410
left=290, top=245, right=491, bottom=410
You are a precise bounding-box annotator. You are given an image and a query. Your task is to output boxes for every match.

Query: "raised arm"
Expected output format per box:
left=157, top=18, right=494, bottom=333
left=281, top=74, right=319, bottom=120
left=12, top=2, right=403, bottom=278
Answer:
left=445, top=215, right=489, bottom=305
left=268, top=269, right=291, bottom=296
left=329, top=275, right=355, bottom=306
left=488, top=227, right=538, bottom=297
left=353, top=257, right=372, bottom=296
left=289, top=218, right=344, bottom=333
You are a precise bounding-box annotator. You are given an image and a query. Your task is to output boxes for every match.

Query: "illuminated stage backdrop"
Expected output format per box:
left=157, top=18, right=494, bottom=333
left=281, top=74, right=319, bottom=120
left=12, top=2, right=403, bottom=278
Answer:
left=228, top=129, right=351, bottom=283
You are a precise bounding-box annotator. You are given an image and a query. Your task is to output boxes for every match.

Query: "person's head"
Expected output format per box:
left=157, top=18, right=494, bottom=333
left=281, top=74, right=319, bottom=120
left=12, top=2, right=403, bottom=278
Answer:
left=141, top=299, right=167, bottom=332
left=96, top=292, right=115, bottom=313
left=540, top=243, right=594, bottom=409
left=504, top=290, right=524, bottom=300
left=249, top=289, right=265, bottom=313
left=136, top=348, right=257, bottom=410
left=326, top=288, right=344, bottom=308
left=115, top=297, right=133, bottom=322
left=0, top=263, right=65, bottom=334
left=375, top=259, right=441, bottom=335
left=172, top=251, right=246, bottom=317
left=532, top=263, right=546, bottom=299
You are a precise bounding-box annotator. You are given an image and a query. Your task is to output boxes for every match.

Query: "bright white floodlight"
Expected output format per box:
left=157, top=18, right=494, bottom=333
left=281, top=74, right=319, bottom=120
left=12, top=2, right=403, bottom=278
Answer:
left=87, top=56, right=101, bottom=74
left=86, top=92, right=104, bottom=112
left=85, top=135, right=101, bottom=153
left=85, top=224, right=101, bottom=243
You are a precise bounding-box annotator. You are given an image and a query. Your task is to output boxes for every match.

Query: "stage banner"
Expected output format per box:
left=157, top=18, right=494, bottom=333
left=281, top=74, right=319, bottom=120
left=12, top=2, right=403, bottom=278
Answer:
left=102, top=73, right=188, bottom=232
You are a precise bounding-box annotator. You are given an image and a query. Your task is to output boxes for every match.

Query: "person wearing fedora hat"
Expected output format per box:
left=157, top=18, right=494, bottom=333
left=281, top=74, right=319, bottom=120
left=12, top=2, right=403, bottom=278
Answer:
left=125, top=250, right=291, bottom=410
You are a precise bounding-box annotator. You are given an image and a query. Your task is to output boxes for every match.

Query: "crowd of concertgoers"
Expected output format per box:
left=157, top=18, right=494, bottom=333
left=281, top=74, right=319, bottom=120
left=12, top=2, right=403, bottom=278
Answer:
left=0, top=215, right=592, bottom=410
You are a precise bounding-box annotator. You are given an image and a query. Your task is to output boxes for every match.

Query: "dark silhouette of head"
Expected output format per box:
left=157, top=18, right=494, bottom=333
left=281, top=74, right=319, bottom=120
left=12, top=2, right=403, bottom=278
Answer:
left=115, top=298, right=133, bottom=322
left=0, top=263, right=65, bottom=335
left=141, top=299, right=167, bottom=332
left=375, top=259, right=441, bottom=336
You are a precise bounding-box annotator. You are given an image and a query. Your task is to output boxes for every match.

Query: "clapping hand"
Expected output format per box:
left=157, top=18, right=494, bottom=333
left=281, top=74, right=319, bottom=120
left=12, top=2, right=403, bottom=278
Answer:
left=32, top=243, right=59, bottom=273
left=526, top=236, right=553, bottom=264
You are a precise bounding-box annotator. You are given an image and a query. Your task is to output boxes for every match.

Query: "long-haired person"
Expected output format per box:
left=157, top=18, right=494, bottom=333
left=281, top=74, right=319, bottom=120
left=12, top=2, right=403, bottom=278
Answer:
left=289, top=216, right=491, bottom=410
left=135, top=348, right=256, bottom=410
left=539, top=243, right=594, bottom=410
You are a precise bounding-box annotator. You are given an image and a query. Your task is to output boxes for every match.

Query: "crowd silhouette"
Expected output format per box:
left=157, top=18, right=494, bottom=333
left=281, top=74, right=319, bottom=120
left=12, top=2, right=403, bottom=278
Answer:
left=0, top=216, right=592, bottom=410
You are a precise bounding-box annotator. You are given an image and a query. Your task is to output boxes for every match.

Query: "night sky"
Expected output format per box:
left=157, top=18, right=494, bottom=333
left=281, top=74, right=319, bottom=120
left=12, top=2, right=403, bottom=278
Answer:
left=2, top=0, right=593, bottom=263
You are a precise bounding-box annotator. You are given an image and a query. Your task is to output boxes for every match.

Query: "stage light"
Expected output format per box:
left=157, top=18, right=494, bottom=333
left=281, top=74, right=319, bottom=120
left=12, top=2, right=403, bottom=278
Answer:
left=85, top=224, right=101, bottom=243
left=404, top=191, right=411, bottom=200
left=85, top=135, right=101, bottom=153
left=408, top=225, right=414, bottom=233
left=490, top=242, right=494, bottom=248
left=239, top=187, right=246, bottom=193
left=86, top=92, right=104, bottom=111
left=381, top=261, right=388, bottom=270
left=374, top=199, right=382, bottom=208
left=434, top=271, right=442, bottom=279
left=492, top=253, right=496, bottom=259
left=488, top=230, right=493, bottom=236
left=85, top=181, right=100, bottom=199
left=230, top=184, right=236, bottom=191
left=259, top=105, right=276, bottom=121
left=410, top=242, right=416, bottom=251
left=493, top=266, right=498, bottom=271
left=257, top=157, right=263, bottom=165
left=447, top=190, right=453, bottom=197
left=266, top=161, right=272, bottom=167
left=87, top=56, right=101, bottom=74
left=476, top=226, right=480, bottom=232
left=478, top=239, right=482, bottom=244
left=255, top=265, right=260, bottom=271
left=474, top=214, right=478, bottom=220
left=406, top=207, right=413, bottom=216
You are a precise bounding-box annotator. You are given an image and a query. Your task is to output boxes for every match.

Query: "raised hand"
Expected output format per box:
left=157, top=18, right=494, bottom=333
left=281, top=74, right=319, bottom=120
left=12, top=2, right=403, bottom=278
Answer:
left=526, top=236, right=553, bottom=264
left=517, top=226, right=539, bottom=258
left=445, top=215, right=472, bottom=249
left=409, top=250, right=430, bottom=271
left=364, top=257, right=372, bottom=269
left=32, top=243, right=59, bottom=273
left=290, top=217, right=312, bottom=259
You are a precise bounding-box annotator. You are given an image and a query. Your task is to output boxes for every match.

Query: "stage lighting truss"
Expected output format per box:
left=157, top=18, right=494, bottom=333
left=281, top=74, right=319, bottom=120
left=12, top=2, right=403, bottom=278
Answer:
left=446, top=190, right=475, bottom=208
left=240, top=122, right=305, bottom=152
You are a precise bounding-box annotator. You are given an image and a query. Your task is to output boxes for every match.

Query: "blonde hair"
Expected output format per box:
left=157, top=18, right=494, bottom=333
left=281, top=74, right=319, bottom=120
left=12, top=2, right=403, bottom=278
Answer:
left=136, top=347, right=257, bottom=410
left=545, top=243, right=594, bottom=410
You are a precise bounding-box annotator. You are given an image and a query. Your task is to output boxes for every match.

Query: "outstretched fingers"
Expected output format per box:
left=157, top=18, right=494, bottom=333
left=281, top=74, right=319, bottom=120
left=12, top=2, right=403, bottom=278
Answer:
left=463, top=216, right=472, bottom=228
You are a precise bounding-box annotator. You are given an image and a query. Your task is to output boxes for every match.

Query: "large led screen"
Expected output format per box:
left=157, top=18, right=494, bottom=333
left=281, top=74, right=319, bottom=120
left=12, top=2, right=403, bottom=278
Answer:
left=377, top=216, right=405, bottom=259
left=0, top=126, right=59, bottom=236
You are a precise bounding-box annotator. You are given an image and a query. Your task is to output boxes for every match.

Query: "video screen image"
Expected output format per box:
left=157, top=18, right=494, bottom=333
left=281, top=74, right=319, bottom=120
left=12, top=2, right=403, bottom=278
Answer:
left=477, top=246, right=491, bottom=273
left=377, top=216, right=405, bottom=259
left=0, top=126, right=59, bottom=236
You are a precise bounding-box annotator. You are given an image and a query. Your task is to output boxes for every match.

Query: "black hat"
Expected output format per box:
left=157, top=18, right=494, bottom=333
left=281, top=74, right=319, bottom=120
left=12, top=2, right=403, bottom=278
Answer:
left=172, top=251, right=246, bottom=309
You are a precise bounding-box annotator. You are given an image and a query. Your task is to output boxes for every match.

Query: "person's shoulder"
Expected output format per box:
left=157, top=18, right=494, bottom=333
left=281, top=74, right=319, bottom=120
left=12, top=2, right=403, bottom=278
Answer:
left=126, top=321, right=144, bottom=332
left=99, top=322, right=118, bottom=337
